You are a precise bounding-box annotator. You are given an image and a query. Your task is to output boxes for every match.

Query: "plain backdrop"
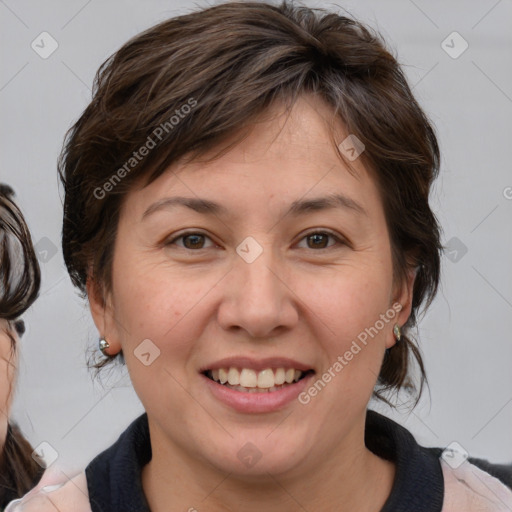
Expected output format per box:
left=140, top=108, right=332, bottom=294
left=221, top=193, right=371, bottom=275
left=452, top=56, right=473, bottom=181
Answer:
left=1, top=0, right=511, bottom=473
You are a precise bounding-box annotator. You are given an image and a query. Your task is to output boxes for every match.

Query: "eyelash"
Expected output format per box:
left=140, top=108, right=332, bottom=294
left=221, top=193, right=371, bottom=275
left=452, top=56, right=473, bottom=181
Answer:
left=165, top=230, right=346, bottom=251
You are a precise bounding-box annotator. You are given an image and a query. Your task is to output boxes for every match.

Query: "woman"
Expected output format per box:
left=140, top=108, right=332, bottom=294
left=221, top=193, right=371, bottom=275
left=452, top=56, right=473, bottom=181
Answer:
left=8, top=1, right=512, bottom=510
left=0, top=184, right=44, bottom=508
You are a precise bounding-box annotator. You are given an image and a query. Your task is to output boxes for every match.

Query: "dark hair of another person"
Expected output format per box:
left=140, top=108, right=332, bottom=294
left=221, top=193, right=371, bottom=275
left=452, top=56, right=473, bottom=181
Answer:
left=58, top=1, right=443, bottom=405
left=0, top=184, right=44, bottom=506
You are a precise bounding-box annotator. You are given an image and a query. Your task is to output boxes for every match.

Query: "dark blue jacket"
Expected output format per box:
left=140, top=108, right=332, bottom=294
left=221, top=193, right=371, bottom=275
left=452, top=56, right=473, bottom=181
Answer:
left=85, top=411, right=512, bottom=512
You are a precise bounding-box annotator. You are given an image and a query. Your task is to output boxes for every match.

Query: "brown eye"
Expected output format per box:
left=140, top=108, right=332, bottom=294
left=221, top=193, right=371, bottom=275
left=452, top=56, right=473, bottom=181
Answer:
left=307, top=233, right=330, bottom=249
left=182, top=234, right=206, bottom=249
left=297, top=231, right=343, bottom=250
left=166, top=232, right=215, bottom=250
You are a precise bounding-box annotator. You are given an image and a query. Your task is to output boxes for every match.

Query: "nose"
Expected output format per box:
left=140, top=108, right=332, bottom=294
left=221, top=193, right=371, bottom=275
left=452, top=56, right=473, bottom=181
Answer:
left=216, top=241, right=299, bottom=339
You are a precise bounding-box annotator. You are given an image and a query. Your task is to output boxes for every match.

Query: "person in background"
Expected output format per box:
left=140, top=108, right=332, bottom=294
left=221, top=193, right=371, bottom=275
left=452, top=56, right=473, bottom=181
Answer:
left=0, top=184, right=44, bottom=508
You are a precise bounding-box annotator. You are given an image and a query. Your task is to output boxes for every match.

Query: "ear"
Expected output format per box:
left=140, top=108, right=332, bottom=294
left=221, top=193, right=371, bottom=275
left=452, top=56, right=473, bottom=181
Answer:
left=386, top=266, right=417, bottom=349
left=86, top=275, right=122, bottom=356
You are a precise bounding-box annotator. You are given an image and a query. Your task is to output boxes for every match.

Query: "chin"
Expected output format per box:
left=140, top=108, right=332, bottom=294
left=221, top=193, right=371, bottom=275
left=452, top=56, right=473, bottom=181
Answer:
left=200, top=434, right=309, bottom=478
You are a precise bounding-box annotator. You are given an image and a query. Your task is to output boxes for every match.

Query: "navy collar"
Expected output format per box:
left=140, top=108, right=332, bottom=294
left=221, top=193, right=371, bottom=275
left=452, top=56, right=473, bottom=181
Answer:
left=86, top=410, right=444, bottom=511
left=365, top=410, right=444, bottom=512
left=86, top=413, right=152, bottom=512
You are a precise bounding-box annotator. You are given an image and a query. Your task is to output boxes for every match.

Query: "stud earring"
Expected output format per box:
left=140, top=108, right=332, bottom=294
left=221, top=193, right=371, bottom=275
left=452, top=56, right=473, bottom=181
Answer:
left=393, top=324, right=401, bottom=342
left=99, top=337, right=110, bottom=355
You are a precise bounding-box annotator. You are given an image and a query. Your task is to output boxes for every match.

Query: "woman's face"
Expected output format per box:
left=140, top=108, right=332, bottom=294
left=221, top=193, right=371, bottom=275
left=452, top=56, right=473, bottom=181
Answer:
left=0, top=319, right=17, bottom=445
left=90, top=96, right=415, bottom=477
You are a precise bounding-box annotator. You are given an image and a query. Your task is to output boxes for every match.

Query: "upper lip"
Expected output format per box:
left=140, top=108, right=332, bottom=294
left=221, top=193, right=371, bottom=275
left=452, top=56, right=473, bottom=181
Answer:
left=200, top=356, right=314, bottom=373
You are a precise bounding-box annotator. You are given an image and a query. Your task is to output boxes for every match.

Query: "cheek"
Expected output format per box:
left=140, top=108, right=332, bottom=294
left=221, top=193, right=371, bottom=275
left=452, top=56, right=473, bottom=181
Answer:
left=0, top=364, right=9, bottom=413
left=302, top=262, right=392, bottom=337
left=297, top=258, right=394, bottom=400
left=0, top=336, right=15, bottom=414
left=111, top=257, right=217, bottom=359
left=110, top=264, right=207, bottom=413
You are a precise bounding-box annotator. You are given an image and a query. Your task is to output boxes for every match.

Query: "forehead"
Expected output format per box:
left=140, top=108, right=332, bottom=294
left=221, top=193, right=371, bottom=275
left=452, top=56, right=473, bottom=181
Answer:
left=125, top=95, right=382, bottom=221
left=183, top=95, right=360, bottom=173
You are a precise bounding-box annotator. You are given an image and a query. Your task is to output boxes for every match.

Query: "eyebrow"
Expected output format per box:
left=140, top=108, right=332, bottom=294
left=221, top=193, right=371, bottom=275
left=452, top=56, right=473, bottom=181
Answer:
left=142, top=193, right=367, bottom=220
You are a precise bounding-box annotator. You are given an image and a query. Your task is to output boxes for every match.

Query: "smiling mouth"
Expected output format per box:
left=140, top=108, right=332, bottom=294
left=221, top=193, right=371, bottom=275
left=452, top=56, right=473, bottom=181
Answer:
left=203, top=367, right=315, bottom=393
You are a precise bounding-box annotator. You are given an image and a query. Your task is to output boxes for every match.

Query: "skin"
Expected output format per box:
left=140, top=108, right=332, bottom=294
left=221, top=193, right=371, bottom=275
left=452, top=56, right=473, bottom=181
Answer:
left=89, top=95, right=416, bottom=512
left=0, top=319, right=17, bottom=449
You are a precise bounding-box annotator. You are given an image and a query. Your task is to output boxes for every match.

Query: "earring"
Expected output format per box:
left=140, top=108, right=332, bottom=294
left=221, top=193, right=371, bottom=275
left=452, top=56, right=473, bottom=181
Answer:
left=393, top=324, right=401, bottom=342
left=99, top=337, right=110, bottom=355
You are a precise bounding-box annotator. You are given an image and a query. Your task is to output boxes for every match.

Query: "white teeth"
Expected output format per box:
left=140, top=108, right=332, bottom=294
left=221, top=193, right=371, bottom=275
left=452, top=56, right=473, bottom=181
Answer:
left=274, top=368, right=286, bottom=385
left=239, top=369, right=258, bottom=388
left=257, top=369, right=275, bottom=388
left=209, top=367, right=307, bottom=390
left=227, top=367, right=240, bottom=385
left=219, top=368, right=228, bottom=384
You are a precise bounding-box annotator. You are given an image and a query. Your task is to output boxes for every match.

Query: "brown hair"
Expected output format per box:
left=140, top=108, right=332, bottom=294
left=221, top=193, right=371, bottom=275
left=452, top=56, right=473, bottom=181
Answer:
left=0, top=424, right=44, bottom=507
left=0, top=184, right=41, bottom=320
left=59, top=1, right=442, bottom=404
left=0, top=184, right=44, bottom=505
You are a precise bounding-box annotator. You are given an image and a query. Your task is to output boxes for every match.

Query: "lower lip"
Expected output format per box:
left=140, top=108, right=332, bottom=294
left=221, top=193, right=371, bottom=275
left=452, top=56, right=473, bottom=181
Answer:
left=202, top=373, right=315, bottom=413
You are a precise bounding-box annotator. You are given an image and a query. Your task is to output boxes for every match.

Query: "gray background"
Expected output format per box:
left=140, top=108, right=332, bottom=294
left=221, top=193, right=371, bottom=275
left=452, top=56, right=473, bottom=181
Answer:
left=1, top=0, right=511, bottom=474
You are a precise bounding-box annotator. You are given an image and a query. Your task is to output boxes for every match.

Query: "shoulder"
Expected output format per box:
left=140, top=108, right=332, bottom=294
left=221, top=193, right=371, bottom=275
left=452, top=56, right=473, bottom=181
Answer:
left=441, top=458, right=512, bottom=512
left=365, top=410, right=512, bottom=511
left=467, top=455, right=512, bottom=489
left=5, top=471, right=91, bottom=512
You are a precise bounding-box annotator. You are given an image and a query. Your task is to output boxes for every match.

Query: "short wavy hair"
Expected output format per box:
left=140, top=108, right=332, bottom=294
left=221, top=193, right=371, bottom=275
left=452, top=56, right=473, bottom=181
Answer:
left=59, top=1, right=442, bottom=404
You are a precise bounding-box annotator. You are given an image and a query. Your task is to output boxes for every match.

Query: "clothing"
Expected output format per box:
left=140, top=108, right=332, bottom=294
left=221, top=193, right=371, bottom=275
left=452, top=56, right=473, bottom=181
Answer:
left=84, top=410, right=512, bottom=511
left=6, top=410, right=512, bottom=511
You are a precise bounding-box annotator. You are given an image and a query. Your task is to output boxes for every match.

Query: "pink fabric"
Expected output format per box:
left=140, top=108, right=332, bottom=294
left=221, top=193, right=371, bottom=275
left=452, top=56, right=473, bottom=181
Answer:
left=5, top=468, right=91, bottom=512
left=7, top=460, right=512, bottom=511
left=441, top=459, right=512, bottom=511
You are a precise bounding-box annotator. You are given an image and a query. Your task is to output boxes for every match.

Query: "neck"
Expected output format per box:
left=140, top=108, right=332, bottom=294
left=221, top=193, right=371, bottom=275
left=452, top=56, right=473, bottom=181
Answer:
left=142, top=418, right=395, bottom=512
